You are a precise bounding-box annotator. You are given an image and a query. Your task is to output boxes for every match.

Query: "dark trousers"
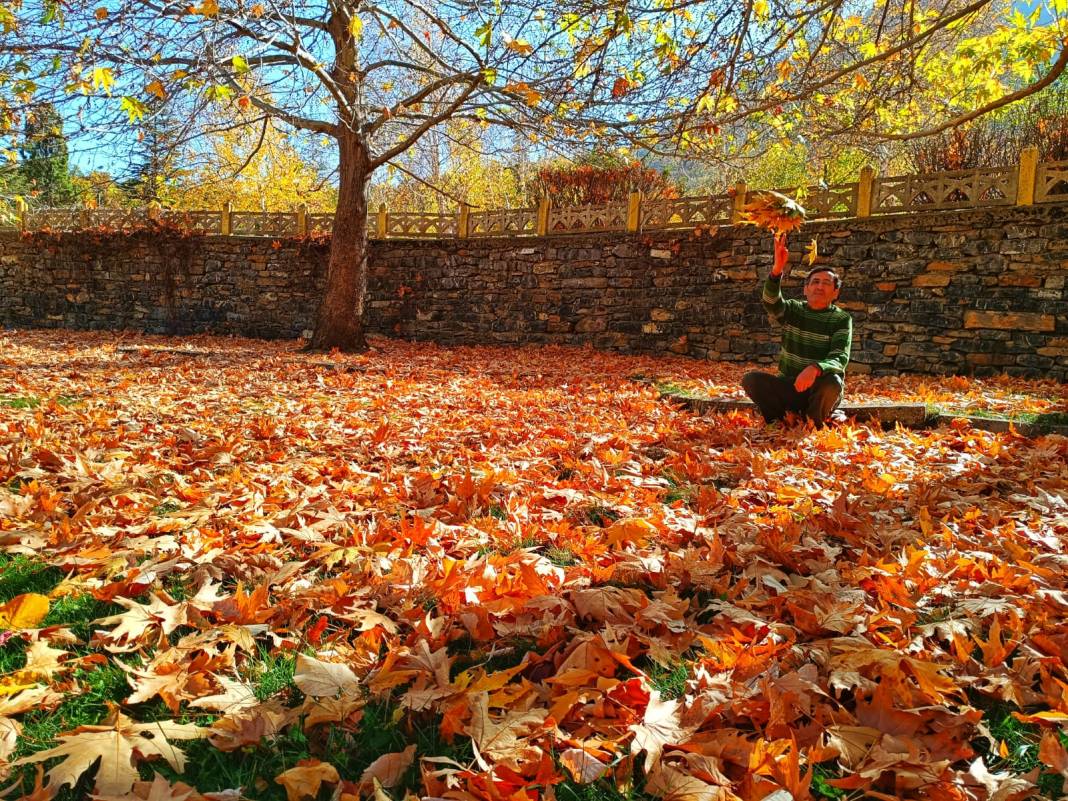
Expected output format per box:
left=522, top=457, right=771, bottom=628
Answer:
left=742, top=370, right=844, bottom=424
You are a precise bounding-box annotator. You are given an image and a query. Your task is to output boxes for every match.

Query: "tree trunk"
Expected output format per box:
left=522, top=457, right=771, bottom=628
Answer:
left=308, top=131, right=371, bottom=352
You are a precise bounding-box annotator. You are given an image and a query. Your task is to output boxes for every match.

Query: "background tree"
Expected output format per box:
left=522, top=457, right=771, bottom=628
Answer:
left=1, top=0, right=1065, bottom=350
left=369, top=119, right=529, bottom=212
left=18, top=104, right=75, bottom=206
left=166, top=110, right=338, bottom=212
left=906, top=81, right=1068, bottom=171
left=524, top=152, right=681, bottom=206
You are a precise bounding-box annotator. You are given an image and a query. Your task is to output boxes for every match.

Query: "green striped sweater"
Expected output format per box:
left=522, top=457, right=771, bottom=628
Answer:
left=761, top=276, right=853, bottom=378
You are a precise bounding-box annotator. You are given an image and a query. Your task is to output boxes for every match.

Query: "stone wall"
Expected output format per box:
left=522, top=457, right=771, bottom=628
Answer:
left=1, top=202, right=1066, bottom=377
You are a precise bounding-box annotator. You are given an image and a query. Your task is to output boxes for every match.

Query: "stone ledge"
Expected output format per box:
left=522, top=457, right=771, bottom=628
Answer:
left=932, top=414, right=1068, bottom=438
left=664, top=393, right=929, bottom=427
left=657, top=388, right=1068, bottom=438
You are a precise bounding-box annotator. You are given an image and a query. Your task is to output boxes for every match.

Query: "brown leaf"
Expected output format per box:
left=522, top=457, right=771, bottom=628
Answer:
left=358, top=744, right=416, bottom=791
left=11, top=707, right=206, bottom=796
left=629, top=691, right=695, bottom=772
left=559, top=748, right=609, bottom=784
left=293, top=653, right=359, bottom=698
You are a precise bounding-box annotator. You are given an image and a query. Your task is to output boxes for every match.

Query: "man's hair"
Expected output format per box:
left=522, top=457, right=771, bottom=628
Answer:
left=806, top=267, right=841, bottom=289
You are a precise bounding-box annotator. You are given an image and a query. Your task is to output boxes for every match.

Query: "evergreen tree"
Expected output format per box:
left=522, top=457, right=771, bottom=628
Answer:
left=19, top=103, right=75, bottom=206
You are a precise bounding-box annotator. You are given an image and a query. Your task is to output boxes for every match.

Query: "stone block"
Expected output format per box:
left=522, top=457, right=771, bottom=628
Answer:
left=999, top=273, right=1042, bottom=287
left=963, top=310, right=1055, bottom=332
left=912, top=273, right=951, bottom=288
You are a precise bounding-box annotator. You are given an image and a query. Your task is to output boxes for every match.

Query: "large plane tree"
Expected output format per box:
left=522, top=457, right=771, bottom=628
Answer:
left=1, top=0, right=1065, bottom=350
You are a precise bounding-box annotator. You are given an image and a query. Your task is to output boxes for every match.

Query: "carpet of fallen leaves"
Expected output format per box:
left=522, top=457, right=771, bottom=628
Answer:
left=0, top=329, right=1067, bottom=801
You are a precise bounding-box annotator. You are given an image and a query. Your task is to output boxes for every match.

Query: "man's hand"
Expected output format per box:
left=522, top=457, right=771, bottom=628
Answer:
left=771, top=233, right=790, bottom=278
left=794, top=364, right=821, bottom=392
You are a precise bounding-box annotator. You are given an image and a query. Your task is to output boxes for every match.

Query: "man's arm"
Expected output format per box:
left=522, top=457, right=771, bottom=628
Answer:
left=816, top=316, right=853, bottom=376
left=762, top=234, right=790, bottom=324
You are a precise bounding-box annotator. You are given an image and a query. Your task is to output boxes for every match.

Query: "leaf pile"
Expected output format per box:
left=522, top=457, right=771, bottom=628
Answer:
left=0, top=330, right=1066, bottom=801
left=739, top=190, right=807, bottom=236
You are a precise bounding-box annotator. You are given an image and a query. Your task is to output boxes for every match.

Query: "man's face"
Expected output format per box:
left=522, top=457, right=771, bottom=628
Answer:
left=804, top=271, right=840, bottom=310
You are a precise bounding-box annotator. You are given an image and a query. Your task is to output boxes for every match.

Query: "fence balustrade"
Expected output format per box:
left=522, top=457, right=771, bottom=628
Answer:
left=1036, top=159, right=1068, bottom=203
left=6, top=148, right=1065, bottom=240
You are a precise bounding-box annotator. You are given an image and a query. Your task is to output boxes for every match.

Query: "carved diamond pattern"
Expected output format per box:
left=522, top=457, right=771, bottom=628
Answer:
left=1036, top=160, right=1068, bottom=203
left=874, top=168, right=1017, bottom=212
left=550, top=203, right=627, bottom=233
left=469, top=208, right=537, bottom=237
left=642, top=195, right=732, bottom=230
left=386, top=212, right=458, bottom=238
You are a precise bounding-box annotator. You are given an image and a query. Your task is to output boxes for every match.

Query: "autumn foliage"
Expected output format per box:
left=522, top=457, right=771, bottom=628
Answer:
left=525, top=160, right=680, bottom=207
left=0, top=331, right=1066, bottom=800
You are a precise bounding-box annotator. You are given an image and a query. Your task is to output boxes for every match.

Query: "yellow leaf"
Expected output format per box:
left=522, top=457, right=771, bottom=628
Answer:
left=0, top=680, right=38, bottom=696
left=146, top=80, right=167, bottom=100
left=805, top=237, right=818, bottom=266
left=0, top=593, right=50, bottom=630
left=197, top=0, right=220, bottom=16
left=603, top=517, right=658, bottom=549
left=91, top=66, right=115, bottom=95
left=348, top=14, right=363, bottom=39
left=275, top=759, right=340, bottom=801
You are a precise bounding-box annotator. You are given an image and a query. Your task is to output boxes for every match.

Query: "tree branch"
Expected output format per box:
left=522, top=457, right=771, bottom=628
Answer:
left=868, top=40, right=1068, bottom=141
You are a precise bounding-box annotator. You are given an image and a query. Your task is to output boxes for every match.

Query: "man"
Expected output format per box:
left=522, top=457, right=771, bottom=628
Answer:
left=742, top=233, right=853, bottom=424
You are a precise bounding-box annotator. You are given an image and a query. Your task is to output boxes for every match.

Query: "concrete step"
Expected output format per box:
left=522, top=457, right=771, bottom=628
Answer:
left=656, top=388, right=1068, bottom=437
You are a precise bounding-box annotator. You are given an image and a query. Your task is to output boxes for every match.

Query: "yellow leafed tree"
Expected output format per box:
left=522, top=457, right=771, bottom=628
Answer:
left=166, top=109, right=336, bottom=212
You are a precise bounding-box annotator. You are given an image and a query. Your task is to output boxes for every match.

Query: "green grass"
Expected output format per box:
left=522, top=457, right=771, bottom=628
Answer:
left=44, top=593, right=122, bottom=642
left=11, top=661, right=131, bottom=770
left=969, top=693, right=1066, bottom=799
left=150, top=722, right=313, bottom=800
left=152, top=500, right=182, bottom=516
left=0, top=554, right=63, bottom=602
left=556, top=770, right=654, bottom=801
left=0, top=395, right=79, bottom=410
left=0, top=396, right=40, bottom=409
left=810, top=763, right=846, bottom=799
left=930, top=406, right=1068, bottom=431
left=247, top=649, right=298, bottom=702
left=643, top=659, right=689, bottom=700
left=0, top=633, right=28, bottom=672
left=582, top=504, right=622, bottom=527
left=653, top=380, right=706, bottom=401
left=545, top=546, right=578, bottom=567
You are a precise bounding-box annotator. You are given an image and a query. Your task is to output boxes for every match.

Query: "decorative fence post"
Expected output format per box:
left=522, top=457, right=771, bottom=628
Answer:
left=80, top=204, right=91, bottom=229
left=17, top=202, right=27, bottom=232
left=296, top=203, right=308, bottom=235
left=536, top=197, right=551, bottom=236
left=458, top=203, right=471, bottom=238
left=730, top=181, right=747, bottom=224
left=147, top=202, right=161, bottom=222
left=221, top=200, right=232, bottom=235
left=1016, top=146, right=1039, bottom=206
left=376, top=204, right=387, bottom=238
left=857, top=166, right=877, bottom=218
left=626, top=191, right=642, bottom=233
